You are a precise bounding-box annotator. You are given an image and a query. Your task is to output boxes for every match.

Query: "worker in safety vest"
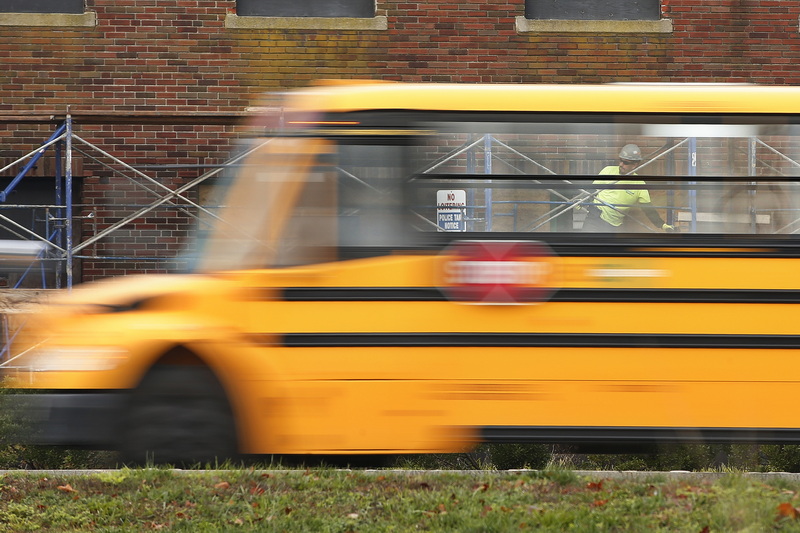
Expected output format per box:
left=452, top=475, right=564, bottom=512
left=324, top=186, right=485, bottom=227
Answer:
left=582, top=144, right=675, bottom=232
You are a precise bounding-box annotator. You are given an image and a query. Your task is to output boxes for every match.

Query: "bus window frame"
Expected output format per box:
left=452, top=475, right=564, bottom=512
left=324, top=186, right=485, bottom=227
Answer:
left=298, top=109, right=800, bottom=258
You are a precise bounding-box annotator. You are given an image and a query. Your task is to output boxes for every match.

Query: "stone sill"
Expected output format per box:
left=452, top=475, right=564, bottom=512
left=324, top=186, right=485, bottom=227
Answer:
left=225, top=13, right=388, bottom=31
left=516, top=16, right=673, bottom=33
left=0, top=11, right=97, bottom=27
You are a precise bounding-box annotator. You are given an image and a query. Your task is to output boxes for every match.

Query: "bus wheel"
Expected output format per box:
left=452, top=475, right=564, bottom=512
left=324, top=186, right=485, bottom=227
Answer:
left=120, top=365, right=238, bottom=467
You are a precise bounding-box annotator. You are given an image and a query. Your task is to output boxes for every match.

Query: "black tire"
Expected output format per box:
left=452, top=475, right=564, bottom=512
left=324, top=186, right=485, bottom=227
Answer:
left=120, top=365, right=238, bottom=467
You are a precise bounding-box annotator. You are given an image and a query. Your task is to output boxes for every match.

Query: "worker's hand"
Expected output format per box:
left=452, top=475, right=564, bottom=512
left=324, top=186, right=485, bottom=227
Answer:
left=662, top=223, right=676, bottom=232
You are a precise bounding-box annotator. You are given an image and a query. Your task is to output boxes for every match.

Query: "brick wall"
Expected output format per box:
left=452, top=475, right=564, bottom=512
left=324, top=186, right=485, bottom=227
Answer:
left=0, top=0, right=798, bottom=282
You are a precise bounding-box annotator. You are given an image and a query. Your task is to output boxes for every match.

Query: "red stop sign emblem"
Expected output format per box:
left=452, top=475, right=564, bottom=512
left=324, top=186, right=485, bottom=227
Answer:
left=440, top=240, right=556, bottom=304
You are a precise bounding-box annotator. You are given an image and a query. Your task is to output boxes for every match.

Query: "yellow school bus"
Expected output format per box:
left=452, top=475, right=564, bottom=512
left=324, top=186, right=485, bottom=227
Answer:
left=6, top=81, right=800, bottom=464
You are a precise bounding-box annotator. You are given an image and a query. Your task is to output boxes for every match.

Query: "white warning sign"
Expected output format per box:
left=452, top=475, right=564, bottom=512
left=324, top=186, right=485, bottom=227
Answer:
left=437, top=190, right=466, bottom=232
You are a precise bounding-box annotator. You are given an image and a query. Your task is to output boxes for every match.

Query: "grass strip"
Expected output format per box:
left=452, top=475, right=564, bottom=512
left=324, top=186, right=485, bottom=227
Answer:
left=2, top=467, right=800, bottom=531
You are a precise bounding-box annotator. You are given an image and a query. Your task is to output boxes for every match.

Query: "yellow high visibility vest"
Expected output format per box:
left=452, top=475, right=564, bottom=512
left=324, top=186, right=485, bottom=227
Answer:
left=593, top=166, right=652, bottom=227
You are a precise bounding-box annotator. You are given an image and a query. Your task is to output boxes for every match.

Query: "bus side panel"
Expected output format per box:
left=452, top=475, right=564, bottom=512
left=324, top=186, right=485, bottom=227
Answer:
left=237, top=345, right=800, bottom=453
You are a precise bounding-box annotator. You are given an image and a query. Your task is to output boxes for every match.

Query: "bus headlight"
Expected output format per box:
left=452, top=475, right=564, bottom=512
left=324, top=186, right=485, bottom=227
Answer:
left=26, top=347, right=128, bottom=372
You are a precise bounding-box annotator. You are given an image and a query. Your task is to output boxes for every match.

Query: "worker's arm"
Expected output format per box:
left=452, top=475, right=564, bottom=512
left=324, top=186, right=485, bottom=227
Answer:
left=641, top=203, right=675, bottom=232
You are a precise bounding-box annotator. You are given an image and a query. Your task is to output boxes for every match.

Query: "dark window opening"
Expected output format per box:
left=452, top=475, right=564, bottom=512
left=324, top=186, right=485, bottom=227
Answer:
left=525, top=0, right=660, bottom=21
left=0, top=176, right=82, bottom=288
left=237, top=0, right=375, bottom=18
left=1, top=0, right=83, bottom=14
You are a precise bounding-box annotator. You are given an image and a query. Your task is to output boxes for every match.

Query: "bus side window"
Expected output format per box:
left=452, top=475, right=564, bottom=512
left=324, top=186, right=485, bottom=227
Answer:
left=336, top=143, right=407, bottom=253
left=272, top=165, right=339, bottom=267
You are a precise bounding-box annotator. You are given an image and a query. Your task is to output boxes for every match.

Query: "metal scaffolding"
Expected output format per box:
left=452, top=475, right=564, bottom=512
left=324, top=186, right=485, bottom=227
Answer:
left=0, top=111, right=254, bottom=290
left=0, top=110, right=251, bottom=364
left=5, top=117, right=800, bottom=291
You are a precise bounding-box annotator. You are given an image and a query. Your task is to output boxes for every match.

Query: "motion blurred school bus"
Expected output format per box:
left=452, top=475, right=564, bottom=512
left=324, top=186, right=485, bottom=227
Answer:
left=7, top=81, right=800, bottom=464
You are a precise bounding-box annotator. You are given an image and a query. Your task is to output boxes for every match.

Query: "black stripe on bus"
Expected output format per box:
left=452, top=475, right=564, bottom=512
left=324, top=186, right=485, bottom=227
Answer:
left=280, top=333, right=800, bottom=348
left=332, top=239, right=800, bottom=259
left=281, top=287, right=446, bottom=301
left=280, top=287, right=800, bottom=303
left=479, top=426, right=800, bottom=445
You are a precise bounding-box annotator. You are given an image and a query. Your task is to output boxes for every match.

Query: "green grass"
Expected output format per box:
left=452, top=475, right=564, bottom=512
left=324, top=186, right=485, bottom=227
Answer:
left=3, top=467, right=800, bottom=531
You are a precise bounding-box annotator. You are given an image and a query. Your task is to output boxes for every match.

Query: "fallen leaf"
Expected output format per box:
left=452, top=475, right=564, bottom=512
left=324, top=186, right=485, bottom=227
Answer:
left=214, top=481, right=230, bottom=490
left=347, top=513, right=359, bottom=519
left=587, top=481, right=603, bottom=491
left=473, top=483, right=490, bottom=492
left=777, top=502, right=800, bottom=519
left=57, top=484, right=76, bottom=493
left=592, top=499, right=608, bottom=507
left=699, top=527, right=710, bottom=533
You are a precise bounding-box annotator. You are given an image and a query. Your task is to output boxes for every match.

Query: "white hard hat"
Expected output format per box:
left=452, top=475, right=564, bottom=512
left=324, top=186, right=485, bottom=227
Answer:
left=618, top=144, right=643, bottom=161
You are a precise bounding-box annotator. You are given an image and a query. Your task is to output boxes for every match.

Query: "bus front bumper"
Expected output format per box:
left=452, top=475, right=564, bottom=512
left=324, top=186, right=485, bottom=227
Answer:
left=3, top=392, right=129, bottom=448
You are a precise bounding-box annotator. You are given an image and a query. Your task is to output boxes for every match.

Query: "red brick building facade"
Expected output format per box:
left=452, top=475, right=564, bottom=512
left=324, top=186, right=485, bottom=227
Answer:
left=0, top=0, right=798, bottom=283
